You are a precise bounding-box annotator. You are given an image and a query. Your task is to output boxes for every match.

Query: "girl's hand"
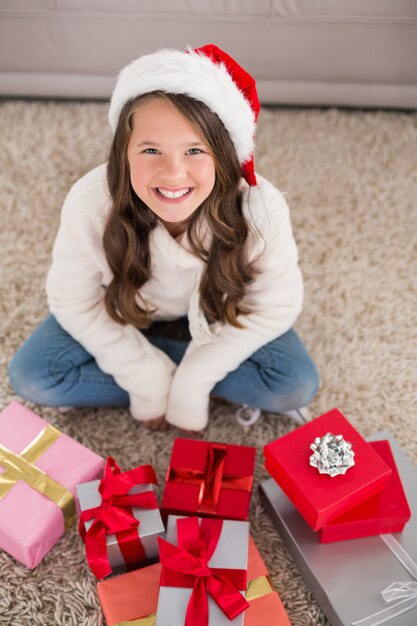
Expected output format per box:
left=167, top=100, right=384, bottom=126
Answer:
left=142, top=416, right=169, bottom=430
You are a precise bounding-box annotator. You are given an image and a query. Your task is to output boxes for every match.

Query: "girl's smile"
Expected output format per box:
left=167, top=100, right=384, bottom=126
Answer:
left=153, top=186, right=193, bottom=201
left=127, top=98, right=216, bottom=236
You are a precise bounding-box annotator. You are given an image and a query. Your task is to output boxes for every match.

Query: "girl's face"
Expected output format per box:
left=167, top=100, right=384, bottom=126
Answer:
left=127, top=97, right=216, bottom=237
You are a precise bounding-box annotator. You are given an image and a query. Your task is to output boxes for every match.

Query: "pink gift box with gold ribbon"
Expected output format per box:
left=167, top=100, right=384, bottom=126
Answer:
left=0, top=401, right=105, bottom=568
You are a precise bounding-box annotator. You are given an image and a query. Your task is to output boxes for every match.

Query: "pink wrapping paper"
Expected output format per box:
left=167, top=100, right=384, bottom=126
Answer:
left=0, top=401, right=105, bottom=568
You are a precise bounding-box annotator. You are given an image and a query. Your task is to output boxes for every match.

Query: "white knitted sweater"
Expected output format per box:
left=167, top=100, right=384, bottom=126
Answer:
left=46, top=164, right=303, bottom=430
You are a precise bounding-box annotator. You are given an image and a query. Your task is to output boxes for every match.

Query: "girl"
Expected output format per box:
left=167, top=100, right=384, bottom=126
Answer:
left=9, top=44, right=319, bottom=431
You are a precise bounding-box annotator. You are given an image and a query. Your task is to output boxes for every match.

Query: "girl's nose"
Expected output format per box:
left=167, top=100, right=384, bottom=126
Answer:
left=163, top=154, right=186, bottom=180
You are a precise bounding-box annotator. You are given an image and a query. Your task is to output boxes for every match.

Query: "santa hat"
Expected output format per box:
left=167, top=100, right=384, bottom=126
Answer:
left=108, top=44, right=260, bottom=186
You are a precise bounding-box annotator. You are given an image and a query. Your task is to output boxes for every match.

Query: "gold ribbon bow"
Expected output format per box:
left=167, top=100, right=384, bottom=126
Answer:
left=0, top=423, right=75, bottom=528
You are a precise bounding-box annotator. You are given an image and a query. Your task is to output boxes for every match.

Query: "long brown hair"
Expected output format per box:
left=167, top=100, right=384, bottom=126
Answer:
left=103, top=91, right=256, bottom=329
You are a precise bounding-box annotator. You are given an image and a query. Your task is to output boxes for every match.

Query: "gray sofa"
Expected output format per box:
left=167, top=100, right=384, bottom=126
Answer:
left=1, top=0, right=417, bottom=109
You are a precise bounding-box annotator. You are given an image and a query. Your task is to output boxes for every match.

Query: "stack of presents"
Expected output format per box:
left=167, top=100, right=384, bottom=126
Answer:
left=0, top=401, right=416, bottom=625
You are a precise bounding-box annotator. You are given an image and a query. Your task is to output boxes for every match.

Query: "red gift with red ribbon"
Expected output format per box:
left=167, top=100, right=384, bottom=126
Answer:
left=156, top=515, right=250, bottom=626
left=161, top=439, right=256, bottom=522
left=77, top=457, right=164, bottom=579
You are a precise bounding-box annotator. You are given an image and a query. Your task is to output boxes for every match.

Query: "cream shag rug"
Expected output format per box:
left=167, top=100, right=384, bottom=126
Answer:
left=1, top=100, right=416, bottom=626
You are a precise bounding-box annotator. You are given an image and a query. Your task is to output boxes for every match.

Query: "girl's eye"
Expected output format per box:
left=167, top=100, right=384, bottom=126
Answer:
left=187, top=148, right=203, bottom=155
left=143, top=148, right=159, bottom=154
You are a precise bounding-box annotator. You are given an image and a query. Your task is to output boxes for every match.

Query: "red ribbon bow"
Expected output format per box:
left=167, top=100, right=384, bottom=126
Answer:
left=79, top=456, right=158, bottom=579
left=158, top=516, right=249, bottom=626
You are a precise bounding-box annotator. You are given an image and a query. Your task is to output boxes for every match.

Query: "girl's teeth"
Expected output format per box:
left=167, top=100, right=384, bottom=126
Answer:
left=157, top=188, right=190, bottom=199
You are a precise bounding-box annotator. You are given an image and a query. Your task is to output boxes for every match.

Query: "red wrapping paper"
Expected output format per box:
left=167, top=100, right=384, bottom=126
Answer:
left=161, top=438, right=256, bottom=521
left=319, top=439, right=411, bottom=542
left=264, top=408, right=392, bottom=530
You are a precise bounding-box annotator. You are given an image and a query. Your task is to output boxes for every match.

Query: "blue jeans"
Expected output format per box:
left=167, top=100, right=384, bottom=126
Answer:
left=8, top=315, right=319, bottom=413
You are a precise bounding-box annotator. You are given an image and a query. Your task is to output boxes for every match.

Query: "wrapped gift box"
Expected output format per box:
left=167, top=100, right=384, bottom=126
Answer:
left=77, top=462, right=165, bottom=578
left=156, top=515, right=250, bottom=626
left=0, top=401, right=105, bottom=568
left=319, top=439, right=411, bottom=543
left=97, top=536, right=291, bottom=626
left=260, top=430, right=417, bottom=626
left=160, top=438, right=256, bottom=521
left=245, top=536, right=292, bottom=626
left=264, top=408, right=392, bottom=530
left=97, top=561, right=162, bottom=625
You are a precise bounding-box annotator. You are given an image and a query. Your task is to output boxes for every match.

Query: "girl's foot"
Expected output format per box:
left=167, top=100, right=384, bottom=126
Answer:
left=281, top=406, right=312, bottom=424
left=235, top=404, right=312, bottom=427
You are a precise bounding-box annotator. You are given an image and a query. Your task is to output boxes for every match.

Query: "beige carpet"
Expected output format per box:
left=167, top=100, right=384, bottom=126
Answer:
left=1, top=99, right=416, bottom=626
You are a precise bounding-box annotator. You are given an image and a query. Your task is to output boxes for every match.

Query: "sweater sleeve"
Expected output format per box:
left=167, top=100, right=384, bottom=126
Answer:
left=46, top=175, right=176, bottom=421
left=166, top=187, right=303, bottom=431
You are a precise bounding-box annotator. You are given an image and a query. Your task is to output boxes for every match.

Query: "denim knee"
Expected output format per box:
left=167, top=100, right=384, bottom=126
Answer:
left=9, top=321, right=130, bottom=409
left=293, top=362, right=320, bottom=407
left=261, top=358, right=320, bottom=412
left=8, top=339, right=70, bottom=406
left=9, top=348, right=33, bottom=401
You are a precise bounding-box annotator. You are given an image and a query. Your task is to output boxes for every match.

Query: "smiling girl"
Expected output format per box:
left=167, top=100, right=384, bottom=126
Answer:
left=9, top=45, right=319, bottom=431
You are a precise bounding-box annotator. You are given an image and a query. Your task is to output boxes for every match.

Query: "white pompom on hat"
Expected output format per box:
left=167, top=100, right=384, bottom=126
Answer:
left=108, top=44, right=260, bottom=186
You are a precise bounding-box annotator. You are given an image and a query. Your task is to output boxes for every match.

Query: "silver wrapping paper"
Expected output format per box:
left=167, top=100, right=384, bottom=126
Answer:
left=77, top=479, right=165, bottom=575
left=260, top=431, right=417, bottom=626
left=156, top=515, right=249, bottom=626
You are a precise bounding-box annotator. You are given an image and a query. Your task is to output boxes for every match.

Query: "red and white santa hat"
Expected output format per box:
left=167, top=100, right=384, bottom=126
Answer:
left=108, top=44, right=260, bottom=186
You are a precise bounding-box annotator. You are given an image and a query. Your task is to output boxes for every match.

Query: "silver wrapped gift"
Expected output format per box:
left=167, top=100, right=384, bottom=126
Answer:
left=156, top=515, right=249, bottom=626
left=260, top=431, right=417, bottom=626
left=77, top=479, right=165, bottom=576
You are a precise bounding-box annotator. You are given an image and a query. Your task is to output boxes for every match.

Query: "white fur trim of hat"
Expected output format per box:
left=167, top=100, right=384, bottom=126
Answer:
left=108, top=44, right=260, bottom=185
